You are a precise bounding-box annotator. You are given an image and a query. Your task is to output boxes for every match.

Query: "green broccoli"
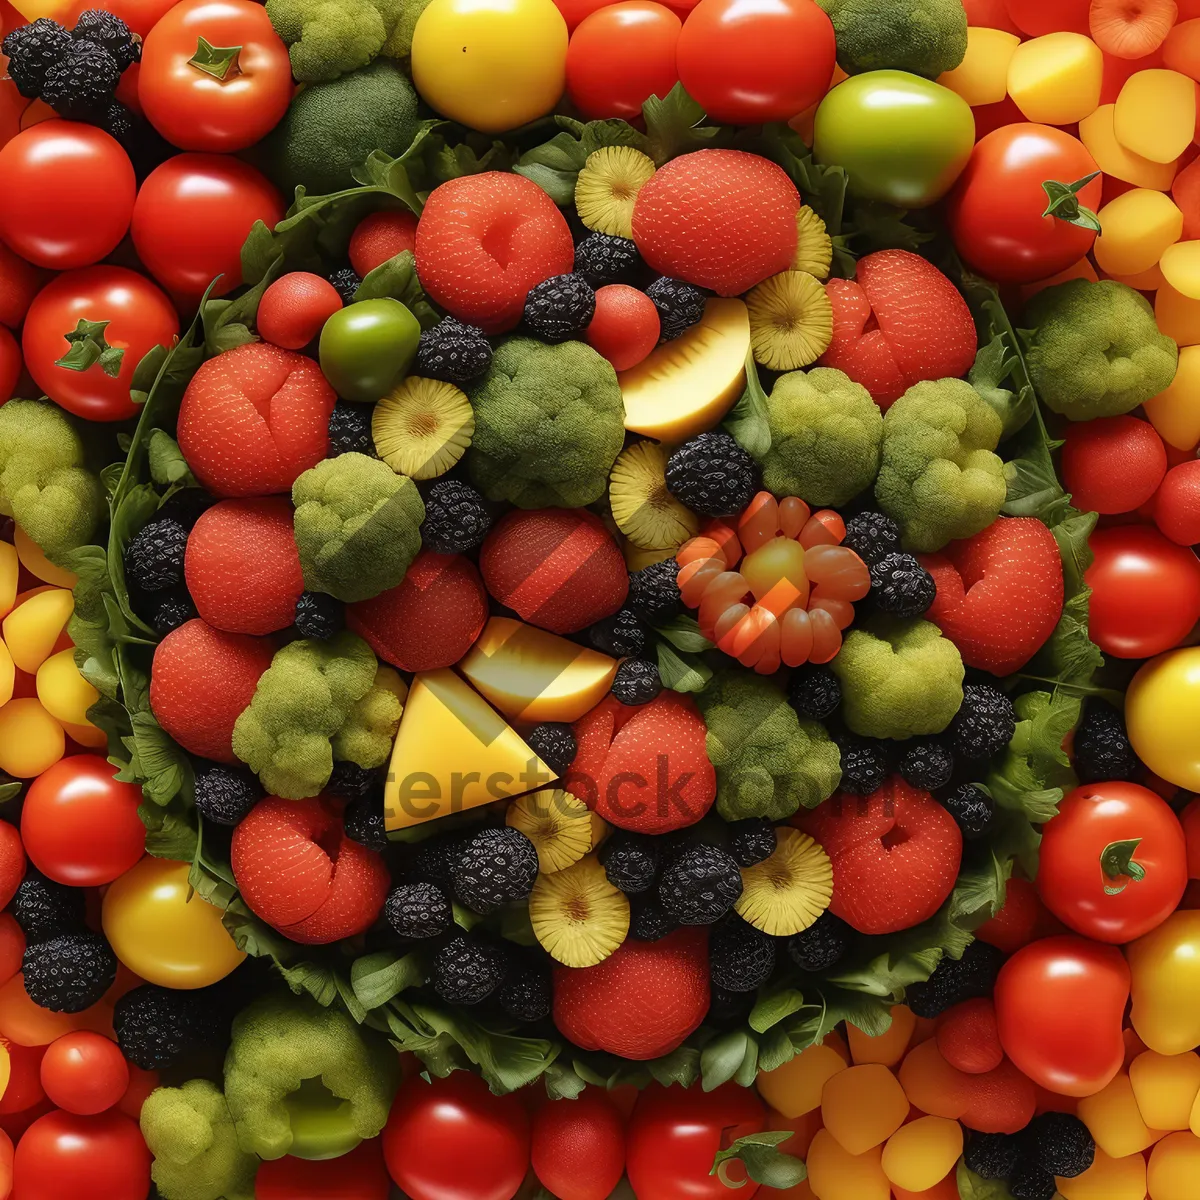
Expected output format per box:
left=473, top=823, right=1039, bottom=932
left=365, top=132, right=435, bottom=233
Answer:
left=467, top=338, right=626, bottom=509
left=0, top=398, right=102, bottom=560
left=140, top=1079, right=258, bottom=1200
left=761, top=367, right=883, bottom=506
left=266, top=0, right=398, bottom=81
left=261, top=60, right=420, bottom=197
left=382, top=0, right=433, bottom=57
left=832, top=615, right=964, bottom=739
left=817, top=0, right=967, bottom=77
left=698, top=669, right=842, bottom=819
left=224, top=992, right=399, bottom=1161
left=292, top=452, right=424, bottom=603
left=332, top=664, right=405, bottom=767
left=874, top=377, right=1006, bottom=552
left=1024, top=279, right=1178, bottom=421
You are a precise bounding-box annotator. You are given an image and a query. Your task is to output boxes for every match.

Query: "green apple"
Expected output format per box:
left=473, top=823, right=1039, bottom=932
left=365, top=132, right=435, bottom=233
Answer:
left=318, top=297, right=421, bottom=402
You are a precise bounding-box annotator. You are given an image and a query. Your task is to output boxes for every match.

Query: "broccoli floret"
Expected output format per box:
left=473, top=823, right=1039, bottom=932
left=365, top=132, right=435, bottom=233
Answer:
left=224, top=993, right=398, bottom=1161
left=1025, top=279, right=1178, bottom=422
left=698, top=669, right=842, bottom=819
left=0, top=398, right=102, bottom=560
left=261, top=60, right=419, bottom=197
left=332, top=664, right=405, bottom=768
left=467, top=337, right=625, bottom=509
left=832, top=615, right=964, bottom=740
left=874, top=377, right=1006, bottom=553
left=266, top=0, right=404, bottom=81
left=141, top=1079, right=258, bottom=1200
left=818, top=0, right=967, bottom=77
left=761, top=366, right=883, bottom=507
left=232, top=632, right=385, bottom=798
left=292, top=452, right=424, bottom=604
left=382, top=0, right=433, bottom=56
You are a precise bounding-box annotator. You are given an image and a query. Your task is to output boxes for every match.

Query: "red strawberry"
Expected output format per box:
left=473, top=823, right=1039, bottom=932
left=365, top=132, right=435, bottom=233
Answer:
left=149, top=619, right=274, bottom=763
left=347, top=551, right=487, bottom=671
left=184, top=497, right=303, bottom=635
left=480, top=509, right=628, bottom=635
left=630, top=149, right=800, bottom=296
left=958, top=1056, right=1037, bottom=1134
left=531, top=1091, right=625, bottom=1200
left=936, top=998, right=1004, bottom=1075
left=973, top=877, right=1042, bottom=955
left=566, top=692, right=715, bottom=834
left=349, top=210, right=419, bottom=278
left=919, top=516, right=1064, bottom=677
left=553, top=927, right=709, bottom=1059
left=797, top=777, right=962, bottom=934
left=817, top=250, right=976, bottom=408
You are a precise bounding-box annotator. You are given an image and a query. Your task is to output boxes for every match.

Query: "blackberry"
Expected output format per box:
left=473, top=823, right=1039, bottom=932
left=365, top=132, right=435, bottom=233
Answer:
left=951, top=683, right=1017, bottom=761
left=41, top=38, right=121, bottom=116
left=71, top=10, right=140, bottom=70
left=659, top=843, right=743, bottom=925
left=587, top=607, right=647, bottom=658
left=328, top=401, right=375, bottom=457
left=125, top=517, right=188, bottom=592
left=627, top=558, right=681, bottom=622
left=611, top=658, right=661, bottom=706
left=326, top=266, right=361, bottom=305
left=727, top=818, right=776, bottom=867
left=1009, top=1162, right=1056, bottom=1200
left=905, top=939, right=1004, bottom=1018
left=193, top=762, right=261, bottom=826
left=416, top=316, right=492, bottom=384
left=326, top=761, right=380, bottom=803
left=869, top=552, right=935, bottom=618
left=149, top=590, right=197, bottom=635
left=23, top=931, right=117, bottom=1013
left=841, top=511, right=902, bottom=568
left=941, top=782, right=995, bottom=839
left=963, top=1132, right=1022, bottom=1180
left=630, top=895, right=678, bottom=941
left=420, top=479, right=492, bottom=554
left=343, top=794, right=387, bottom=852
left=708, top=984, right=754, bottom=1023
left=787, top=665, right=841, bottom=720
left=646, top=277, right=706, bottom=342
left=294, top=591, right=344, bottom=640
left=665, top=432, right=759, bottom=518
left=574, top=233, right=643, bottom=287
left=12, top=868, right=86, bottom=941
left=897, top=738, right=955, bottom=792
left=1027, top=1112, right=1094, bottom=1178
left=113, top=983, right=227, bottom=1069
left=600, top=831, right=659, bottom=894
left=498, top=957, right=552, bottom=1022
left=432, top=935, right=506, bottom=1004
left=523, top=274, right=595, bottom=343
left=526, top=723, right=577, bottom=776
left=406, top=834, right=461, bottom=894
left=2, top=18, right=72, bottom=98
left=785, top=910, right=851, bottom=973
left=1075, top=700, right=1140, bottom=783
left=710, top=915, right=776, bottom=992
left=452, top=826, right=539, bottom=914
left=833, top=732, right=888, bottom=795
left=385, top=882, right=452, bottom=939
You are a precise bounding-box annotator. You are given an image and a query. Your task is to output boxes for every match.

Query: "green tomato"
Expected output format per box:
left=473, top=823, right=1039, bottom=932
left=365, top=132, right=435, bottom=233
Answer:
left=813, top=70, right=975, bottom=208
left=283, top=1078, right=364, bottom=1161
left=319, top=297, right=421, bottom=402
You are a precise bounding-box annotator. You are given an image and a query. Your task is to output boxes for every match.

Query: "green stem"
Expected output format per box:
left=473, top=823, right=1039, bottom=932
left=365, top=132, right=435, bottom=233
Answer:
left=55, top=318, right=124, bottom=377
left=1042, top=173, right=1102, bottom=233
left=1100, top=837, right=1146, bottom=895
left=189, top=36, right=242, bottom=80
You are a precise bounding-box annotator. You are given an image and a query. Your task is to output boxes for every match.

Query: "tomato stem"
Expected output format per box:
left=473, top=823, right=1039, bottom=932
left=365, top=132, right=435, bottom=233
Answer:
left=1100, top=837, right=1146, bottom=895
left=189, top=36, right=242, bottom=80
left=54, top=319, right=124, bottom=378
left=1041, top=173, right=1102, bottom=233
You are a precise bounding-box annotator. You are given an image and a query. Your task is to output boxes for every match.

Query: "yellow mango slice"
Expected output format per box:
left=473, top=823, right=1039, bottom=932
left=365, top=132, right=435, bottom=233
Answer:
left=36, top=647, right=99, bottom=728
left=940, top=27, right=1021, bottom=106
left=846, top=1005, right=916, bottom=1067
left=1130, top=1050, right=1200, bottom=1131
left=1115, top=70, right=1197, bottom=164
left=1162, top=240, right=1200, bottom=299
left=1079, top=104, right=1178, bottom=191
left=1, top=588, right=74, bottom=675
left=757, top=1035, right=849, bottom=1118
left=1148, top=1132, right=1200, bottom=1200
left=0, top=543, right=16, bottom=622
left=1008, top=32, right=1103, bottom=125
left=1158, top=281, right=1200, bottom=345
left=1094, top=189, right=1184, bottom=276
left=1146, top=345, right=1200, bottom=450
left=13, top=526, right=77, bottom=589
left=1103, top=263, right=1166, bottom=291
left=1057, top=1148, right=1146, bottom=1200
left=0, top=697, right=64, bottom=778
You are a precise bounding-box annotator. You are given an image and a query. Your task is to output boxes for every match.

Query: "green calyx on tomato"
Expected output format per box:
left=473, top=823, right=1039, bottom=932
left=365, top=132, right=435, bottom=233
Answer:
left=189, top=34, right=243, bottom=79
left=54, top=318, right=125, bottom=378
left=319, top=298, right=421, bottom=403
left=1100, top=837, right=1147, bottom=895
left=1041, top=171, right=1102, bottom=233
left=282, top=1078, right=364, bottom=1161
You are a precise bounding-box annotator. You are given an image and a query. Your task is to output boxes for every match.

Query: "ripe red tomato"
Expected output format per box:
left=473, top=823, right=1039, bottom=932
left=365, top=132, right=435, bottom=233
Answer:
left=946, top=124, right=1103, bottom=285
left=40, top=1032, right=130, bottom=1116
left=139, top=0, right=292, bottom=152
left=531, top=1090, right=625, bottom=1200
left=20, top=755, right=146, bottom=886
left=676, top=0, right=836, bottom=124
left=254, top=1138, right=391, bottom=1199
left=1086, top=524, right=1200, bottom=658
left=22, top=267, right=179, bottom=423
left=0, top=325, right=18, bottom=403
left=13, top=1109, right=150, bottom=1200
left=382, top=1072, right=530, bottom=1200
left=131, top=153, right=284, bottom=302
left=626, top=1082, right=766, bottom=1200
left=0, top=122, right=136, bottom=269
left=1038, top=782, right=1188, bottom=943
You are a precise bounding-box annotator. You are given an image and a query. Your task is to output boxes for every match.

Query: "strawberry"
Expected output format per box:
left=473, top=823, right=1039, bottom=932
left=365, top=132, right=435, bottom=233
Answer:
left=919, top=516, right=1064, bottom=677
left=936, top=998, right=1004, bottom=1075
left=553, top=927, right=709, bottom=1059
left=817, top=250, right=976, bottom=408
left=958, top=1056, right=1037, bottom=1134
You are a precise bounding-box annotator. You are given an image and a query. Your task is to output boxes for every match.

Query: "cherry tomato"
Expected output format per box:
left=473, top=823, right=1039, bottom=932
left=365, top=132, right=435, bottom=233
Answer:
left=139, top=0, right=292, bottom=152
left=131, top=153, right=284, bottom=302
left=13, top=1109, right=150, bottom=1200
left=0, top=122, right=135, bottom=269
left=40, top=1032, right=129, bottom=1116
left=676, top=0, right=836, bottom=125
left=1038, top=782, right=1188, bottom=943
left=626, top=1082, right=766, bottom=1200
left=994, top=935, right=1130, bottom=1098
left=1086, top=524, right=1200, bottom=658
left=21, top=268, right=178, bottom=423
left=946, top=124, right=1103, bottom=285
left=566, top=3, right=681, bottom=120
left=256, top=1139, right=391, bottom=1199
left=382, top=1072, right=529, bottom=1200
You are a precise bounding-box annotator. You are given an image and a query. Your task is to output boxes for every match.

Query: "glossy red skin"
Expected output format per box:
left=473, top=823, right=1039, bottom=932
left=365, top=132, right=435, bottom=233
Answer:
left=13, top=1109, right=151, bottom=1200
left=994, top=935, right=1129, bottom=1098
left=531, top=1091, right=625, bottom=1200
left=22, top=266, right=179, bottom=422
left=946, top=124, right=1102, bottom=285
left=383, top=1073, right=530, bottom=1200
left=40, top=1032, right=130, bottom=1116
left=1038, top=782, right=1188, bottom=943
left=256, top=1139, right=391, bottom=1199
left=626, top=1082, right=765, bottom=1200
left=1085, top=524, right=1200, bottom=658
left=0, top=325, right=18, bottom=403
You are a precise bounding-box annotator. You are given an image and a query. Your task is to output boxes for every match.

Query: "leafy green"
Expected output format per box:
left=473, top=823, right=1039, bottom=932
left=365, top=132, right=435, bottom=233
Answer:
left=642, top=83, right=725, bottom=164
left=956, top=1162, right=1017, bottom=1200
left=984, top=689, right=1079, bottom=825
left=723, top=353, right=772, bottom=459
left=656, top=640, right=713, bottom=693
left=711, top=1132, right=807, bottom=1190
left=353, top=249, right=438, bottom=327
left=515, top=115, right=649, bottom=205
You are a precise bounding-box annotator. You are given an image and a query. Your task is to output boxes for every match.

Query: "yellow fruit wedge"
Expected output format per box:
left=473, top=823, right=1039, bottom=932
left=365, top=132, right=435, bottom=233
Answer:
left=1162, top=241, right=1200, bottom=300
left=939, top=27, right=1021, bottom=107
left=1079, top=105, right=1178, bottom=191
left=1115, top=69, right=1197, bottom=164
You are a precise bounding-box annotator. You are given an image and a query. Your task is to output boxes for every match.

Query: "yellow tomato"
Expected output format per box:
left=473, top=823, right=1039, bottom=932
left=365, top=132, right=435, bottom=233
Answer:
left=411, top=0, right=568, bottom=133
left=102, top=857, right=245, bottom=989
left=1127, top=911, right=1200, bottom=1056
left=1126, top=648, right=1200, bottom=790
